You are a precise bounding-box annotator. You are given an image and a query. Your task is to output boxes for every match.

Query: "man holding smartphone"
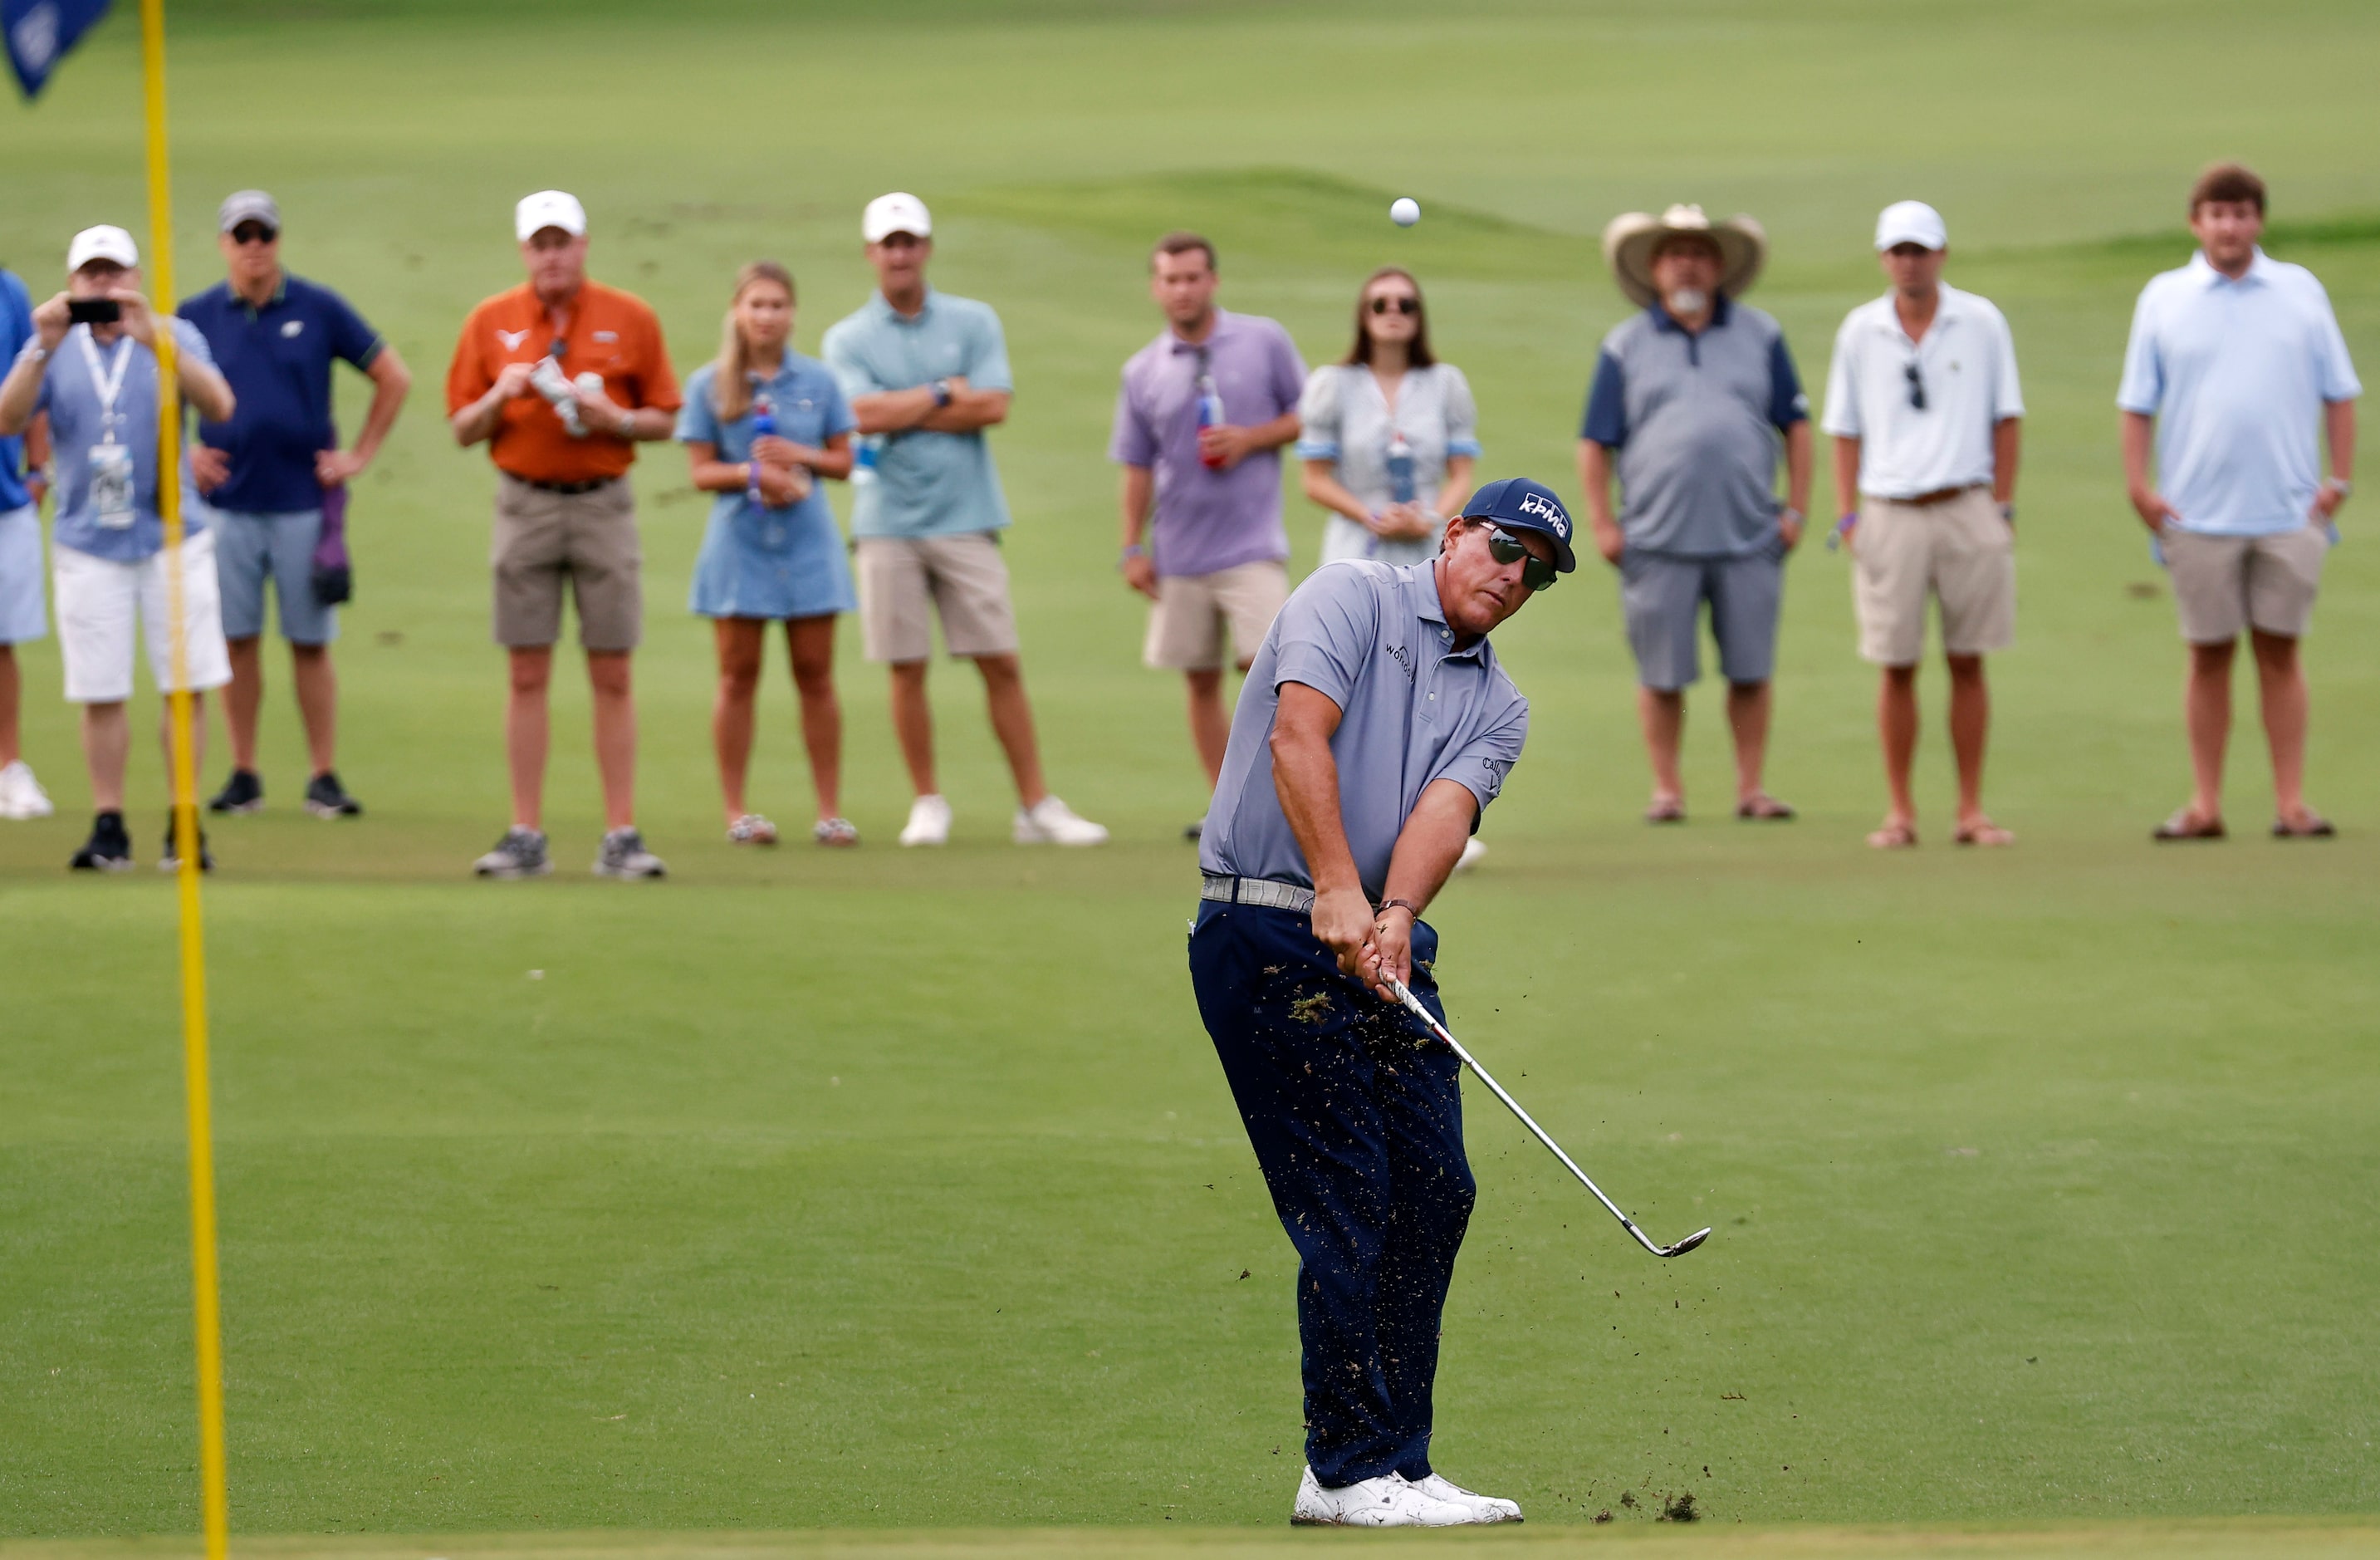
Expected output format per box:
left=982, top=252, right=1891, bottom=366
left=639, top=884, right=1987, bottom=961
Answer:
left=0, top=225, right=238, bottom=871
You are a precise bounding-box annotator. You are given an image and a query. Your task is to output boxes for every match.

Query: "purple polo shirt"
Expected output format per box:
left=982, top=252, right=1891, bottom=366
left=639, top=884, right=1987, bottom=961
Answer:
left=1109, top=308, right=1306, bottom=577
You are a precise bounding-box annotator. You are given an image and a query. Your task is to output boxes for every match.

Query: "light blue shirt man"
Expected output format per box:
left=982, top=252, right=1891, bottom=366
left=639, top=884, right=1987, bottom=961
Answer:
left=31, top=317, right=217, bottom=563
left=821, top=287, right=1014, bottom=540
left=1201, top=558, right=1529, bottom=902
left=2118, top=249, right=2360, bottom=537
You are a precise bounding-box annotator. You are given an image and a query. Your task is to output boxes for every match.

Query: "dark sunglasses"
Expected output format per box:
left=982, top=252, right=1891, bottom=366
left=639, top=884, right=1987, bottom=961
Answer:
left=1368, top=295, right=1420, bottom=316
left=1905, top=361, right=1927, bottom=411
left=1485, top=526, right=1558, bottom=591
left=229, top=223, right=277, bottom=246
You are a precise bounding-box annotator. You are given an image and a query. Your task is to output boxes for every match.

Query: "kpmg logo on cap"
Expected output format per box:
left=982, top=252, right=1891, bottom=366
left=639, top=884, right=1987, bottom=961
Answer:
left=1516, top=490, right=1571, bottom=540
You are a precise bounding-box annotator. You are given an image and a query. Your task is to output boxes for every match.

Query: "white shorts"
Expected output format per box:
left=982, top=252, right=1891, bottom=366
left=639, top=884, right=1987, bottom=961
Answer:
left=55, top=530, right=234, bottom=704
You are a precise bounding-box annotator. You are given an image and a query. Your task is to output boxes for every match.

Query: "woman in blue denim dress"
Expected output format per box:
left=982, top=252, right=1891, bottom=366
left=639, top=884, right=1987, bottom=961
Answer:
left=678, top=262, right=859, bottom=846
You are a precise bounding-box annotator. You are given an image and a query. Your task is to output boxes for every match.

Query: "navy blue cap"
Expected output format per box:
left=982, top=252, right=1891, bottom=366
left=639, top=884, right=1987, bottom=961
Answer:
left=1460, top=478, right=1577, bottom=572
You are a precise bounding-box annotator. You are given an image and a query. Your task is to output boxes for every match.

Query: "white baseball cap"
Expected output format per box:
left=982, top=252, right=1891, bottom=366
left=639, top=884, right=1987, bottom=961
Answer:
left=515, top=189, right=587, bottom=243
left=862, top=192, right=932, bottom=243
left=66, top=224, right=139, bottom=272
left=1874, top=200, right=1947, bottom=253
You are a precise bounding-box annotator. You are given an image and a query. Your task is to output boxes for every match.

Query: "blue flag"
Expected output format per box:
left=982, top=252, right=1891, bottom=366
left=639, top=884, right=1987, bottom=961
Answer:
left=5, top=0, right=111, bottom=97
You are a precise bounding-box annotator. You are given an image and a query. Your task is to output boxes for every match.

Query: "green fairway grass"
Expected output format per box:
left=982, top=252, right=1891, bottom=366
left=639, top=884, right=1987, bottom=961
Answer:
left=5, top=0, right=2380, bottom=1542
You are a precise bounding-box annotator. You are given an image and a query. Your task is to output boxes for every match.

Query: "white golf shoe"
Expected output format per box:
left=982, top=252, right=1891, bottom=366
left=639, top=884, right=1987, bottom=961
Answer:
left=1290, top=1466, right=1478, bottom=1527
left=1406, top=1471, right=1522, bottom=1523
left=0, top=759, right=54, bottom=819
left=1012, top=793, right=1108, bottom=846
left=899, top=793, right=952, bottom=847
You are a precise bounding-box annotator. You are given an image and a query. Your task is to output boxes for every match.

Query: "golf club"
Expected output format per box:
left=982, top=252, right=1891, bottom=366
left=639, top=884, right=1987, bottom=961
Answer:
left=1383, top=974, right=1712, bottom=1258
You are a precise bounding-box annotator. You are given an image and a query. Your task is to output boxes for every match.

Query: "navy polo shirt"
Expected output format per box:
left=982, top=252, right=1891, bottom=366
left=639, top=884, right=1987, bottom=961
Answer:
left=179, top=274, right=384, bottom=513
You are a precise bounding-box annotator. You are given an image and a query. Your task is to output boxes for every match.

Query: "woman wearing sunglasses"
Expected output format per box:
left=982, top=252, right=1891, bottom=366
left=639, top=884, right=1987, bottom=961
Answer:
left=677, top=261, right=859, bottom=847
left=1296, top=267, right=1480, bottom=567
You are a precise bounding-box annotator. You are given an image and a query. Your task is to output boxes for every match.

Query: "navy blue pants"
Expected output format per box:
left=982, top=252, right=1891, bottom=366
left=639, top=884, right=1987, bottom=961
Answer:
left=1188, top=899, right=1475, bottom=1487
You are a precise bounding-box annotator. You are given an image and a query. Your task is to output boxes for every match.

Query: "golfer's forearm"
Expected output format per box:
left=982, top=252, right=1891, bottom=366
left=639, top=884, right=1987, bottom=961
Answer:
left=1269, top=724, right=1360, bottom=895
left=1783, top=422, right=1813, bottom=514
left=1379, top=780, right=1479, bottom=916
left=1830, top=436, right=1860, bottom=516
left=2324, top=399, right=2355, bottom=482
left=2119, top=412, right=2157, bottom=493
left=1991, top=419, right=2020, bottom=506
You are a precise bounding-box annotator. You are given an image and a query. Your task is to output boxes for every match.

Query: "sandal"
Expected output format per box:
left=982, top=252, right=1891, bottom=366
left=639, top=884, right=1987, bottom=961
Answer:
left=1643, top=797, right=1686, bottom=824
left=1736, top=794, right=1797, bottom=821
left=813, top=817, right=859, bottom=847
left=2272, top=812, right=2336, bottom=839
left=727, top=813, right=779, bottom=846
left=2151, top=808, right=2225, bottom=842
left=1953, top=820, right=2016, bottom=847
left=1866, top=819, right=1918, bottom=850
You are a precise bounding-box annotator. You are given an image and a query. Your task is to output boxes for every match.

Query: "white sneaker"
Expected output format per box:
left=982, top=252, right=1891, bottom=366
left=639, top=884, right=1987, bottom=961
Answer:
left=1012, top=793, right=1108, bottom=846
left=899, top=793, right=952, bottom=847
left=1406, top=1471, right=1522, bottom=1523
left=1290, top=1467, right=1478, bottom=1528
left=1453, top=837, right=1486, bottom=874
left=0, top=759, right=54, bottom=820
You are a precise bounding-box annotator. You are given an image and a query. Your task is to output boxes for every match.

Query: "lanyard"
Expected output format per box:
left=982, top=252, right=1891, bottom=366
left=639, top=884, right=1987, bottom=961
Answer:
left=75, top=326, right=136, bottom=439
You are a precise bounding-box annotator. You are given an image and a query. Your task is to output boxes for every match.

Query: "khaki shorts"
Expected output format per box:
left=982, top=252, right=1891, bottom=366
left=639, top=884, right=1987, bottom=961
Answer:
left=492, top=475, right=642, bottom=651
left=1850, top=487, right=2015, bottom=665
left=1144, top=560, right=1290, bottom=671
left=2161, top=522, right=2329, bottom=643
left=856, top=532, right=1019, bottom=663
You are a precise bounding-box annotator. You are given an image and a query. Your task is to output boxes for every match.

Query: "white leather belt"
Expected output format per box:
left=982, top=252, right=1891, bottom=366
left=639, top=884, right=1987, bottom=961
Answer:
left=1200, top=873, right=1315, bottom=914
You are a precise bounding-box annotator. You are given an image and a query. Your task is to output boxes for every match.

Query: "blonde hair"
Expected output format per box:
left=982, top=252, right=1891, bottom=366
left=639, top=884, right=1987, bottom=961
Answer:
left=713, top=260, right=796, bottom=421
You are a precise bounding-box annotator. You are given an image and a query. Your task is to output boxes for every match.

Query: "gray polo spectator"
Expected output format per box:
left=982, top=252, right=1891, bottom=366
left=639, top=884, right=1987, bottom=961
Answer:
left=2119, top=163, right=2358, bottom=842
left=182, top=190, right=412, bottom=821
left=1579, top=204, right=1811, bottom=823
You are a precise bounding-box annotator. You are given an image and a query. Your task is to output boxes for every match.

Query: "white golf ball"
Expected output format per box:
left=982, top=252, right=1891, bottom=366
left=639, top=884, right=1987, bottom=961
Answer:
left=1390, top=197, right=1421, bottom=228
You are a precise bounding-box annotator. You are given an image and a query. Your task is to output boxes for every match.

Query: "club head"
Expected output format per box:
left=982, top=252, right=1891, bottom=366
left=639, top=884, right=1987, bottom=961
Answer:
left=1659, top=1228, right=1713, bottom=1258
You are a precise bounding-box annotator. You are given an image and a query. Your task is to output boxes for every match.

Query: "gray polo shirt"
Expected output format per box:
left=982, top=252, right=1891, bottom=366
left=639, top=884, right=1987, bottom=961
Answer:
left=1201, top=559, right=1530, bottom=902
left=1581, top=298, right=1808, bottom=557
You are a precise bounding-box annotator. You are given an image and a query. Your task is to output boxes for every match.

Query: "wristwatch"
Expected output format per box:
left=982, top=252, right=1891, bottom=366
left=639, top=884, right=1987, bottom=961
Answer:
left=1376, top=897, right=1422, bottom=920
left=1119, top=543, right=1148, bottom=571
left=931, top=378, right=954, bottom=409
left=617, top=407, right=639, bottom=438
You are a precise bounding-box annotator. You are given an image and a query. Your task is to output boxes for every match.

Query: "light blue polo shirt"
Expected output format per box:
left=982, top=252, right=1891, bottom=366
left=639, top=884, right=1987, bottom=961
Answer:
left=2118, top=249, right=2361, bottom=537
left=1201, top=559, right=1530, bottom=903
left=30, top=319, right=217, bottom=562
left=820, top=287, right=1014, bottom=540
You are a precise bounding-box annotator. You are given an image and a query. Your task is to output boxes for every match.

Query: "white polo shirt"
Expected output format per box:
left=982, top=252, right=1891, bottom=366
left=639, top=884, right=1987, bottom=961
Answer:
left=1820, top=283, right=2023, bottom=500
left=2117, top=249, right=2360, bottom=537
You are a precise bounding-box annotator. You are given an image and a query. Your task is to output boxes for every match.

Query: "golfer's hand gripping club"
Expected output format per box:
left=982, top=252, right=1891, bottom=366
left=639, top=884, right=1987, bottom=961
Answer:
left=1383, top=975, right=1711, bottom=1259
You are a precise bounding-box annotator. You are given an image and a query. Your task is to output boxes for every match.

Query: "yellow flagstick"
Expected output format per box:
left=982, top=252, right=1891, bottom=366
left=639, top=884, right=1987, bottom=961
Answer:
left=138, top=0, right=231, bottom=1553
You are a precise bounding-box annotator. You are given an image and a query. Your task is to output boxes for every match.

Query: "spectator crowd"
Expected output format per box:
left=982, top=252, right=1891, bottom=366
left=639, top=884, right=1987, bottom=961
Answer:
left=0, top=161, right=2355, bottom=872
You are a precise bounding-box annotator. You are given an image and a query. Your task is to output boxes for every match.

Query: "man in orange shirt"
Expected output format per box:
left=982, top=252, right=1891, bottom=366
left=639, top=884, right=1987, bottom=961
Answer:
left=448, top=190, right=681, bottom=880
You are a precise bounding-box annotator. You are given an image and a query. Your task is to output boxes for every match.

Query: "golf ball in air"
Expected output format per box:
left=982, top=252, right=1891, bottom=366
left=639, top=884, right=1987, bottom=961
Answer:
left=1390, top=197, right=1421, bottom=227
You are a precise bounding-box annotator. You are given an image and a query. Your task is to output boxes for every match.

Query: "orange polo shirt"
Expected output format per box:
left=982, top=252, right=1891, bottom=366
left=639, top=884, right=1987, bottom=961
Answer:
left=445, top=279, right=682, bottom=484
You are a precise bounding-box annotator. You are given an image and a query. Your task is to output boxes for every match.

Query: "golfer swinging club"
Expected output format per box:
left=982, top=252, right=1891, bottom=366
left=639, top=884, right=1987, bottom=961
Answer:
left=1188, top=477, right=1574, bottom=1527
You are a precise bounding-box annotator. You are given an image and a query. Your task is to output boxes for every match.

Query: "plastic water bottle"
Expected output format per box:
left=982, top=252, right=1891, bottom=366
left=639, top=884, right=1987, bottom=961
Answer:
left=851, top=434, right=880, bottom=487
left=1385, top=428, right=1417, bottom=504
left=747, top=392, right=775, bottom=508
left=1196, top=370, right=1227, bottom=470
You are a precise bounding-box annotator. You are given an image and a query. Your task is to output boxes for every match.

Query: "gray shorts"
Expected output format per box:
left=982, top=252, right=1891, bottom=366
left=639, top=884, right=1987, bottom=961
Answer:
left=213, top=506, right=335, bottom=645
left=855, top=532, right=1019, bottom=663
left=492, top=475, right=642, bottom=652
left=2161, top=522, right=2329, bottom=643
left=1618, top=545, right=1784, bottom=690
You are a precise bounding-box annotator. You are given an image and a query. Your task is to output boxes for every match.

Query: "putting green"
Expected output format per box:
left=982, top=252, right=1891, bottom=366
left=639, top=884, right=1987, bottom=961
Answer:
left=4, top=0, right=2379, bottom=1542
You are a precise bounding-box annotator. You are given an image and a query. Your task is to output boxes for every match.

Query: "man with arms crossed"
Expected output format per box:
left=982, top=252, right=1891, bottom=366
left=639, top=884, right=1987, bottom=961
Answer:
left=1822, top=201, right=2023, bottom=849
left=824, top=192, right=1104, bottom=848
left=1110, top=232, right=1303, bottom=832
left=1189, top=478, right=1574, bottom=1527
left=1581, top=205, right=1810, bottom=823
left=0, top=258, right=55, bottom=820
left=184, top=189, right=412, bottom=821
left=2121, top=163, right=2357, bottom=841
left=0, top=225, right=238, bottom=871
left=448, top=191, right=679, bottom=879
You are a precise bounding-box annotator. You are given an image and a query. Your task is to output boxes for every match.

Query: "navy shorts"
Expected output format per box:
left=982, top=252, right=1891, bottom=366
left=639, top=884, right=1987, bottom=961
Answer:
left=1619, top=543, right=1784, bottom=690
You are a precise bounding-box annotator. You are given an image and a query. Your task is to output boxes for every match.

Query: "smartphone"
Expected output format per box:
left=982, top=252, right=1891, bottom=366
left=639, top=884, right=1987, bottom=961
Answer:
left=66, top=298, right=121, bottom=326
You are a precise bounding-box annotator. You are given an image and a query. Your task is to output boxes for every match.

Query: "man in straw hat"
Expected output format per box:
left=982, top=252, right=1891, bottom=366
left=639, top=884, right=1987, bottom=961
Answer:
left=1579, top=204, right=1809, bottom=822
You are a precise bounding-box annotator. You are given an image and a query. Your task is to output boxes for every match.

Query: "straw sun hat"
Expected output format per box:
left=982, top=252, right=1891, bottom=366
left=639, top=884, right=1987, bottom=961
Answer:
left=1601, top=204, right=1767, bottom=309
